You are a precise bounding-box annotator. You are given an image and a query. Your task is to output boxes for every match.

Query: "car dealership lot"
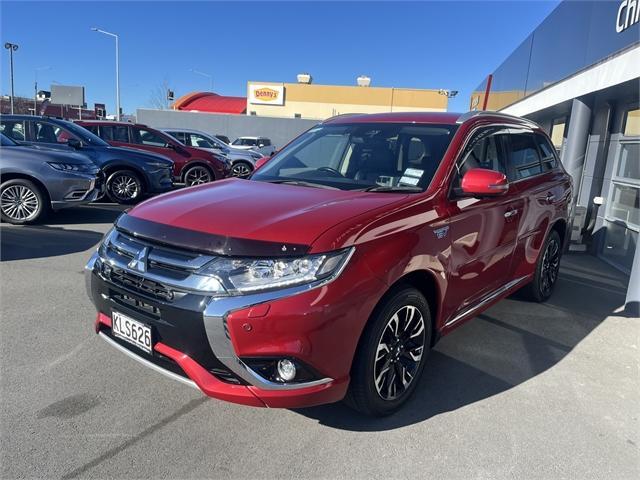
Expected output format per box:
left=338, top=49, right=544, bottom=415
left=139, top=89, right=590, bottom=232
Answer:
left=0, top=204, right=637, bottom=479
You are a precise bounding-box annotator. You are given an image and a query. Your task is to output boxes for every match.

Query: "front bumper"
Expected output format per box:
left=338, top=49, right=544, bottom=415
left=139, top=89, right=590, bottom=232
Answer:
left=50, top=171, right=104, bottom=210
left=146, top=167, right=174, bottom=193
left=85, top=249, right=383, bottom=408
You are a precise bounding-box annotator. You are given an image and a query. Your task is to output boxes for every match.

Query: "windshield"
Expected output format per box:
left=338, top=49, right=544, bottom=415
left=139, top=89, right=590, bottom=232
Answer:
left=0, top=133, right=18, bottom=146
left=252, top=123, right=458, bottom=191
left=60, top=120, right=110, bottom=146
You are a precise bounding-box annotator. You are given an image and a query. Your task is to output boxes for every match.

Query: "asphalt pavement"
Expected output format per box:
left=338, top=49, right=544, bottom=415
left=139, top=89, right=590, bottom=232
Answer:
left=0, top=204, right=638, bottom=479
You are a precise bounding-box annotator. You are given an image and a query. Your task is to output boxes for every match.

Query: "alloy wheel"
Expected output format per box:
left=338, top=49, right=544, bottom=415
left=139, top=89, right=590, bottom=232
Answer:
left=185, top=166, right=212, bottom=186
left=373, top=305, right=426, bottom=401
left=1, top=185, right=40, bottom=222
left=231, top=163, right=252, bottom=178
left=540, top=237, right=560, bottom=297
left=110, top=173, right=140, bottom=201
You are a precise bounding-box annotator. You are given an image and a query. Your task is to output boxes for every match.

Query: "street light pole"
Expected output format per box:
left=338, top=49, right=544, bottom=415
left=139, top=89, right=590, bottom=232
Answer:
left=4, top=42, right=19, bottom=114
left=91, top=28, right=120, bottom=121
left=34, top=66, right=50, bottom=116
left=190, top=68, right=213, bottom=91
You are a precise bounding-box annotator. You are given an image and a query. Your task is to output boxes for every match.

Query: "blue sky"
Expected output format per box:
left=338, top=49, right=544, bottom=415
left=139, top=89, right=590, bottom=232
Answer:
left=1, top=1, right=560, bottom=114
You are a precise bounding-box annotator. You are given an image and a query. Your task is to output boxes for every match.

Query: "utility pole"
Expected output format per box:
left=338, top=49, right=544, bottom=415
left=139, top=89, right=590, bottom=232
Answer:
left=91, top=28, right=121, bottom=120
left=4, top=42, right=19, bottom=114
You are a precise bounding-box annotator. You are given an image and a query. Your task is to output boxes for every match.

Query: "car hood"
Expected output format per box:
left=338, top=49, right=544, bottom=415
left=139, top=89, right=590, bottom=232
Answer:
left=128, top=179, right=409, bottom=249
left=8, top=144, right=95, bottom=164
left=103, top=145, right=174, bottom=165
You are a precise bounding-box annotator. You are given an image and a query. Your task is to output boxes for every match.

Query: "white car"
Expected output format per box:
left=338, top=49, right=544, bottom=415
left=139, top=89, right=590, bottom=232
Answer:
left=232, top=136, right=276, bottom=156
left=163, top=129, right=263, bottom=178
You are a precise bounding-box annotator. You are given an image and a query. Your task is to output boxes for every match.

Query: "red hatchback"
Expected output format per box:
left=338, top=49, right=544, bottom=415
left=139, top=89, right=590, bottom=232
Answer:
left=77, top=121, right=231, bottom=186
left=85, top=111, right=572, bottom=416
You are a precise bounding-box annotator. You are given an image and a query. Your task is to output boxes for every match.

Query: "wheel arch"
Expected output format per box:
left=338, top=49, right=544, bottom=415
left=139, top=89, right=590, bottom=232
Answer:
left=102, top=162, right=149, bottom=191
left=0, top=172, right=52, bottom=206
left=550, top=217, right=568, bottom=251
left=181, top=161, right=215, bottom=182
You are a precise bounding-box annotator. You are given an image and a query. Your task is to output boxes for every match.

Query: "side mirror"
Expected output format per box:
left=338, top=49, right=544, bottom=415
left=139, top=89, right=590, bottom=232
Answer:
left=461, top=168, right=508, bottom=196
left=66, top=138, right=83, bottom=149
left=254, top=156, right=270, bottom=170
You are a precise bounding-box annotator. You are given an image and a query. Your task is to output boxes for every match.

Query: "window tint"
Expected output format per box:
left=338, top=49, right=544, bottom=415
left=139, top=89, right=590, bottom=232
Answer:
left=33, top=122, right=77, bottom=144
left=507, top=133, right=542, bottom=180
left=0, top=121, right=26, bottom=141
left=131, top=128, right=169, bottom=147
left=189, top=134, right=214, bottom=148
left=453, top=131, right=507, bottom=191
left=83, top=125, right=99, bottom=136
left=169, top=132, right=187, bottom=144
left=99, top=125, right=128, bottom=142
left=535, top=133, right=558, bottom=171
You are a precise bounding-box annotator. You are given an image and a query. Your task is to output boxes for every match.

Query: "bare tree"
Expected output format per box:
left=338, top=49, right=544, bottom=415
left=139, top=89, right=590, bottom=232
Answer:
left=148, top=79, right=173, bottom=110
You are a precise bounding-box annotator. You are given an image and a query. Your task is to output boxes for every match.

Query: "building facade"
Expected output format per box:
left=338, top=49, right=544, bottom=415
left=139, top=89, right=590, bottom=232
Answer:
left=246, top=80, right=448, bottom=120
left=470, top=0, right=639, bottom=310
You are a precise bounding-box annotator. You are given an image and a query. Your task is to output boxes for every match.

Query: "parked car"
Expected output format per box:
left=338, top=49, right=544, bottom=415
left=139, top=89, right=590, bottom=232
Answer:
left=0, top=133, right=102, bottom=224
left=231, top=136, right=276, bottom=156
left=76, top=121, right=231, bottom=186
left=85, top=111, right=571, bottom=416
left=215, top=134, right=231, bottom=145
left=163, top=128, right=264, bottom=178
left=0, top=115, right=174, bottom=204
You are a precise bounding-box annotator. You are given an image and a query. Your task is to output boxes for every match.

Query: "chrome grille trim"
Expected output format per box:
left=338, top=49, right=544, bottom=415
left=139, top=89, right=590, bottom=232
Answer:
left=98, top=229, right=226, bottom=296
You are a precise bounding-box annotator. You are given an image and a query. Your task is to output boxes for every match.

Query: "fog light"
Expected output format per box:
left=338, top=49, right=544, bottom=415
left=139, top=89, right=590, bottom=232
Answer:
left=277, top=359, right=296, bottom=382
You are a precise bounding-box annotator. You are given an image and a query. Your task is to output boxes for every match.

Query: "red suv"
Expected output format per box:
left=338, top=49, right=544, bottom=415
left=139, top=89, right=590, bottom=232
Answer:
left=85, top=111, right=572, bottom=416
left=76, top=121, right=231, bottom=186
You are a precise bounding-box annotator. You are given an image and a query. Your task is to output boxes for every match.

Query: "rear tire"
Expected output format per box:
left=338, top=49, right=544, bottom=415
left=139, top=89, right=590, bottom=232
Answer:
left=106, top=170, right=143, bottom=204
left=346, top=286, right=432, bottom=416
left=523, top=229, right=562, bottom=302
left=0, top=179, right=48, bottom=224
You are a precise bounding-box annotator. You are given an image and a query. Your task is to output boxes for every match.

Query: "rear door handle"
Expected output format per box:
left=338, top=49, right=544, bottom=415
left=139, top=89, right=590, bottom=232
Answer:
left=539, top=192, right=555, bottom=203
left=504, top=208, right=518, bottom=219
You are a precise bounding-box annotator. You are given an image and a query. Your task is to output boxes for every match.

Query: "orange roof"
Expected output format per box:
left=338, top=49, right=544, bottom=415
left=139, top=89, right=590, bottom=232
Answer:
left=172, top=91, right=247, bottom=114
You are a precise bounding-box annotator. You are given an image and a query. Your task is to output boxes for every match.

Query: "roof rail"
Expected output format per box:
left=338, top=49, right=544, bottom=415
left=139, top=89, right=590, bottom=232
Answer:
left=322, top=113, right=361, bottom=123
left=456, top=110, right=535, bottom=126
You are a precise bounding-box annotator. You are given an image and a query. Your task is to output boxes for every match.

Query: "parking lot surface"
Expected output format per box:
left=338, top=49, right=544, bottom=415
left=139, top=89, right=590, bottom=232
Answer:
left=1, top=204, right=638, bottom=479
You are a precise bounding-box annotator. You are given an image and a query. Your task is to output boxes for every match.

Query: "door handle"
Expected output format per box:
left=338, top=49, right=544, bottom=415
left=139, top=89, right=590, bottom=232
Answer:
left=504, top=208, right=518, bottom=219
left=539, top=192, right=555, bottom=203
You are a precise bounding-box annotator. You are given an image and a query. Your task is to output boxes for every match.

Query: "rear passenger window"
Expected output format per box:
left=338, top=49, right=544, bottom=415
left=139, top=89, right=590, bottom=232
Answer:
left=535, top=134, right=558, bottom=171
left=507, top=133, right=542, bottom=180
left=0, top=121, right=26, bottom=141
left=83, top=125, right=100, bottom=136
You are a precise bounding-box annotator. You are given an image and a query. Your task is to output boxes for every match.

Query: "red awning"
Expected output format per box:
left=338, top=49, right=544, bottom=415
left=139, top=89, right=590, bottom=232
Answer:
left=172, top=92, right=246, bottom=114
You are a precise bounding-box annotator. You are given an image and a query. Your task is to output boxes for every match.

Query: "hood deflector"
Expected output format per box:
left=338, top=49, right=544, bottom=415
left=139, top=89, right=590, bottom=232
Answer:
left=116, top=214, right=310, bottom=258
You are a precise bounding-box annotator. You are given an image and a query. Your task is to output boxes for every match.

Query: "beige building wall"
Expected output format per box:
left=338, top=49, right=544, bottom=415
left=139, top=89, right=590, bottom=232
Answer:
left=246, top=81, right=447, bottom=120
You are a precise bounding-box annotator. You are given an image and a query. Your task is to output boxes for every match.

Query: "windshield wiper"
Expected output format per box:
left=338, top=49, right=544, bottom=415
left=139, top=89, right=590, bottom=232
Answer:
left=264, top=179, right=340, bottom=190
left=363, top=185, right=423, bottom=193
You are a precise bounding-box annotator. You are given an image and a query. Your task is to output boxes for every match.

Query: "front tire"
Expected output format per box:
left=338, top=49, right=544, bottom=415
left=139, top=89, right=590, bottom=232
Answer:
left=231, top=161, right=253, bottom=178
left=0, top=179, right=48, bottom=224
left=524, top=229, right=562, bottom=302
left=106, top=170, right=143, bottom=204
left=183, top=165, right=213, bottom=187
left=346, top=286, right=432, bottom=416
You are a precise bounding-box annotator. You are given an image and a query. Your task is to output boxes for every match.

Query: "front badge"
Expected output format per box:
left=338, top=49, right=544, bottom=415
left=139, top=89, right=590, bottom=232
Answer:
left=128, top=246, right=149, bottom=273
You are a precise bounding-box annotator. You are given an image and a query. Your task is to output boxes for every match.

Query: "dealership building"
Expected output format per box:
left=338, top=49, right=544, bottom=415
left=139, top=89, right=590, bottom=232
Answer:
left=470, top=0, right=639, bottom=307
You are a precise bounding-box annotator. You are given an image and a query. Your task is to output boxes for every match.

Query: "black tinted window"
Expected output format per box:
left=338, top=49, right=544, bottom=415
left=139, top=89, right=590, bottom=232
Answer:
left=507, top=133, right=542, bottom=180
left=0, top=121, right=26, bottom=141
left=84, top=125, right=99, bottom=135
left=131, top=128, right=169, bottom=147
left=535, top=133, right=558, bottom=171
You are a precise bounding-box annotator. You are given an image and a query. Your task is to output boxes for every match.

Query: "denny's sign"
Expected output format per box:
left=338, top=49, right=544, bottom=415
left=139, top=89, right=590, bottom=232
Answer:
left=249, top=84, right=285, bottom=105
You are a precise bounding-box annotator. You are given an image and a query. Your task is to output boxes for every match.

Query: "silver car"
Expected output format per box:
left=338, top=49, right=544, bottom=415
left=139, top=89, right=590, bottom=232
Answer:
left=0, top=133, right=102, bottom=224
left=163, top=129, right=263, bottom=178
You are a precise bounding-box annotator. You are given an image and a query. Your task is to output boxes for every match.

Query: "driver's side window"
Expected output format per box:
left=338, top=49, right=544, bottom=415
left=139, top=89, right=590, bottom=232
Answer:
left=452, top=131, right=506, bottom=192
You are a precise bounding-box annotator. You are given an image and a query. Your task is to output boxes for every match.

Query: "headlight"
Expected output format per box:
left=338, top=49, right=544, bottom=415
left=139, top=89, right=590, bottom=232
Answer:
left=197, top=248, right=354, bottom=294
left=147, top=161, right=171, bottom=169
left=47, top=162, right=92, bottom=172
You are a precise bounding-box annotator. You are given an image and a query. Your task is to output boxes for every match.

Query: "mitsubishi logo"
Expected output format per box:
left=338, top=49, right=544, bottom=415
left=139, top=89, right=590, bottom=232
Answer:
left=128, top=247, right=149, bottom=273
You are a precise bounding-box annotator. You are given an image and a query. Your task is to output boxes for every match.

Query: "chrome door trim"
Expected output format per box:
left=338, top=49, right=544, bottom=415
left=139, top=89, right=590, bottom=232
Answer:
left=444, top=275, right=530, bottom=327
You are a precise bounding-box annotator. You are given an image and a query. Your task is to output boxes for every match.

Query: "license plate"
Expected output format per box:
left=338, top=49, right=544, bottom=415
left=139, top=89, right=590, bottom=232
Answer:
left=111, top=311, right=152, bottom=354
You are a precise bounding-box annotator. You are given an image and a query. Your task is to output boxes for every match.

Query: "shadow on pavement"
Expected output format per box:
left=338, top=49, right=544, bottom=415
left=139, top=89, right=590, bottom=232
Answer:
left=295, top=253, right=630, bottom=431
left=44, top=203, right=127, bottom=225
left=0, top=225, right=104, bottom=261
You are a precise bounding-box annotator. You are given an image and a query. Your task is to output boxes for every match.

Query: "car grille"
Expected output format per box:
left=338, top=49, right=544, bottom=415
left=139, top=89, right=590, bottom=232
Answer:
left=98, top=229, right=217, bottom=301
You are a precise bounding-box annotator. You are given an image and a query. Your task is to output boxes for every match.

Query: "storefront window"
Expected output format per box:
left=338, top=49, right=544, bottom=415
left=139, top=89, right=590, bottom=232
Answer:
left=608, top=184, right=640, bottom=229
left=550, top=119, right=566, bottom=150
left=602, top=221, right=638, bottom=274
left=623, top=108, right=640, bottom=137
left=615, top=142, right=640, bottom=180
